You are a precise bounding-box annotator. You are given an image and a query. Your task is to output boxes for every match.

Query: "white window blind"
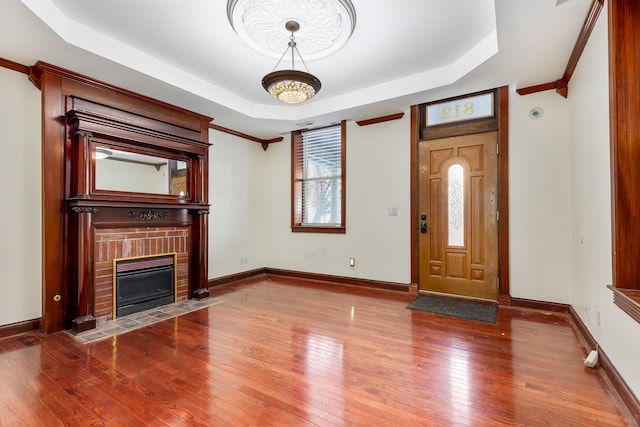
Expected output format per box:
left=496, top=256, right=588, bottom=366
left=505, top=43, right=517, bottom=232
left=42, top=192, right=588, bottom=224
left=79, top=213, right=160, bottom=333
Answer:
left=299, top=125, right=342, bottom=225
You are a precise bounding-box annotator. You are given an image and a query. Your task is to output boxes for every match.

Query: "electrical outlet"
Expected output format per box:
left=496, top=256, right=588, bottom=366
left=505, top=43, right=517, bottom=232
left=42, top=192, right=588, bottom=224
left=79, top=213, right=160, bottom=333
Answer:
left=349, top=257, right=355, bottom=268
left=388, top=207, right=398, bottom=216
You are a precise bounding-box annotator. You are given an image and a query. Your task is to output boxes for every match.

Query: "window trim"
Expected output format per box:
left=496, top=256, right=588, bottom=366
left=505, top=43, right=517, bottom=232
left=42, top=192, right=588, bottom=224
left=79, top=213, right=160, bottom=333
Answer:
left=291, top=121, right=346, bottom=234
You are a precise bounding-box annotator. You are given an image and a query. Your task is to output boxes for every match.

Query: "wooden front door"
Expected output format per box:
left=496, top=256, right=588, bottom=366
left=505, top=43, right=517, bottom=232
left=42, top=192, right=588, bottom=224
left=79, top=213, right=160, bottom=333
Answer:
left=418, top=132, right=499, bottom=300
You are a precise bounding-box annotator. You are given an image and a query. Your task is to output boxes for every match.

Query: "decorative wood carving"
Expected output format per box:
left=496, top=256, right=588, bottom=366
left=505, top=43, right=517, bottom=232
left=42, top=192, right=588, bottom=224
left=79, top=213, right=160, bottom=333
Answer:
left=129, top=210, right=170, bottom=221
left=71, top=207, right=98, bottom=214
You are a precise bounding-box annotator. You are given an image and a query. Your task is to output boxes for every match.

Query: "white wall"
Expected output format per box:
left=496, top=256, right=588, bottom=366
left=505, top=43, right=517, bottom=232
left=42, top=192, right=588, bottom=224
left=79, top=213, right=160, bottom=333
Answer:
left=0, top=67, right=42, bottom=325
left=208, top=129, right=267, bottom=278
left=264, top=118, right=411, bottom=283
left=508, top=88, right=573, bottom=303
left=568, top=5, right=640, bottom=397
left=209, top=98, right=572, bottom=303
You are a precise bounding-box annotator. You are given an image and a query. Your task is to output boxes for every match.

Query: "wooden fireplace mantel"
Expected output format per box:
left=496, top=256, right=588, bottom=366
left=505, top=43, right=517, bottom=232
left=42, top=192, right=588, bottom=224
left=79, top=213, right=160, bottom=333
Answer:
left=32, top=61, right=213, bottom=333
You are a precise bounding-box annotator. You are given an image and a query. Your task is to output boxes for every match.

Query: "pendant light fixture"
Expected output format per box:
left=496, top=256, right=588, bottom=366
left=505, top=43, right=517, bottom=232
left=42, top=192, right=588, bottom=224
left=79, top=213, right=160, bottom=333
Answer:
left=261, top=20, right=321, bottom=104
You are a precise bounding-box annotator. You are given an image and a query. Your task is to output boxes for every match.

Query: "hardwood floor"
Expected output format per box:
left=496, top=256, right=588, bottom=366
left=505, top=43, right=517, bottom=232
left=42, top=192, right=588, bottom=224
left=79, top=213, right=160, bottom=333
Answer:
left=0, top=277, right=633, bottom=426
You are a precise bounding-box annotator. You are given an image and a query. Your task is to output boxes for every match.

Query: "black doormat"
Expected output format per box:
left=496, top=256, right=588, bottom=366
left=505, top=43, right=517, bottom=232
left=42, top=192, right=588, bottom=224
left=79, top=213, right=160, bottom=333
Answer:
left=407, top=295, right=498, bottom=323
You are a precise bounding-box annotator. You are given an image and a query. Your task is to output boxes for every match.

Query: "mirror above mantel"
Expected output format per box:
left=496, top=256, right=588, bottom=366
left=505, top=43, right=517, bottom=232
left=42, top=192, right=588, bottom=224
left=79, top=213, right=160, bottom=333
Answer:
left=94, top=145, right=189, bottom=197
left=65, top=96, right=211, bottom=208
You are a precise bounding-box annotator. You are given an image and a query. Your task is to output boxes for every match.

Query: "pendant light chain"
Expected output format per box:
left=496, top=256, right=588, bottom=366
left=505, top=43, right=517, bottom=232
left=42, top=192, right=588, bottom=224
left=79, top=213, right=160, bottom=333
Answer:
left=269, top=32, right=312, bottom=74
left=292, top=42, right=312, bottom=74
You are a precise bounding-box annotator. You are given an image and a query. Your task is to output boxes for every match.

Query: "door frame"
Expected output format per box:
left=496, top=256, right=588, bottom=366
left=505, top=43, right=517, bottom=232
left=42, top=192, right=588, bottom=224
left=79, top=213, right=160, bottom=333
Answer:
left=410, top=86, right=510, bottom=303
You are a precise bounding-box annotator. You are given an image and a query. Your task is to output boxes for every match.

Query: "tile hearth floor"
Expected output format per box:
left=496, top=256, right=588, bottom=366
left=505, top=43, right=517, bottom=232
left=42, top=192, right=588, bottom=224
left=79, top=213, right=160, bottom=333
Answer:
left=67, top=297, right=224, bottom=344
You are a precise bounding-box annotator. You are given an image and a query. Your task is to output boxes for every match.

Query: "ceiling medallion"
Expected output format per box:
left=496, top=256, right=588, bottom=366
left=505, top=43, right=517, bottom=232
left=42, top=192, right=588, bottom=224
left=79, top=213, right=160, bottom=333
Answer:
left=227, top=0, right=357, bottom=60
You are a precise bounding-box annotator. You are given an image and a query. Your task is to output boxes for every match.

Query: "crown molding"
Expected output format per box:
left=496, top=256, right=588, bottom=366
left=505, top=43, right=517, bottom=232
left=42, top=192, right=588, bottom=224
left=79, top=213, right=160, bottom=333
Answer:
left=516, top=0, right=604, bottom=97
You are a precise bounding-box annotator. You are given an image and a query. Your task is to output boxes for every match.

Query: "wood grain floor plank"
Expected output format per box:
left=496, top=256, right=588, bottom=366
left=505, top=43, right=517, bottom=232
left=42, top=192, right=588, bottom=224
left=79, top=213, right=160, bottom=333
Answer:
left=0, top=278, right=633, bottom=425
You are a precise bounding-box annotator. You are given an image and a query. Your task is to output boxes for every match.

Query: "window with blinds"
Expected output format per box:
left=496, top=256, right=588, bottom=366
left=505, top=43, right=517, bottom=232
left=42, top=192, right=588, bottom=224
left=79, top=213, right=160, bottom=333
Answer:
left=291, top=121, right=346, bottom=233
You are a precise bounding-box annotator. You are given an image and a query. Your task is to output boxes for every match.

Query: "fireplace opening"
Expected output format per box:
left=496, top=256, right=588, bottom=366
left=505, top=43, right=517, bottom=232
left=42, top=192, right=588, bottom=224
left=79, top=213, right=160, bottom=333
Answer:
left=114, top=254, right=176, bottom=318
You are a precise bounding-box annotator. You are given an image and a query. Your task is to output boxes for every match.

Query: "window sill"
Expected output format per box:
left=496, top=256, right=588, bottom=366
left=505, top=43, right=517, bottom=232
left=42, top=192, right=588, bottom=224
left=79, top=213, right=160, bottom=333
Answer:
left=608, top=285, right=640, bottom=324
left=292, top=226, right=346, bottom=234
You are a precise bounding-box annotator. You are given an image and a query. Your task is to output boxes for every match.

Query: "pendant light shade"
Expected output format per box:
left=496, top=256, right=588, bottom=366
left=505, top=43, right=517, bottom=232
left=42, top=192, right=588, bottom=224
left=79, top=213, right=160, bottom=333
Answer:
left=261, top=21, right=321, bottom=104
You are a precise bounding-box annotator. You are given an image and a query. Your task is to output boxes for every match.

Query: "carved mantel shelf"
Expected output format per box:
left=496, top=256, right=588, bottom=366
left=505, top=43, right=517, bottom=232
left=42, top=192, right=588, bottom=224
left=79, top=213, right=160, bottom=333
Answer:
left=68, top=198, right=210, bottom=212
left=68, top=200, right=210, bottom=230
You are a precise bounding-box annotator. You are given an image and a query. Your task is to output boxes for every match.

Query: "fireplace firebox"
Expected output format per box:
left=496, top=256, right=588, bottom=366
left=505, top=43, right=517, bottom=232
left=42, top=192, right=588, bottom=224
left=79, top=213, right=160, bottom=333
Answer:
left=114, top=254, right=176, bottom=318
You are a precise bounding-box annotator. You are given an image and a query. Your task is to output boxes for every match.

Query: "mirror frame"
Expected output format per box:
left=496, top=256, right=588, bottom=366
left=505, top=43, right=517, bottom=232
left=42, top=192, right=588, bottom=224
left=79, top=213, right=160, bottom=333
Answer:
left=91, top=141, right=192, bottom=200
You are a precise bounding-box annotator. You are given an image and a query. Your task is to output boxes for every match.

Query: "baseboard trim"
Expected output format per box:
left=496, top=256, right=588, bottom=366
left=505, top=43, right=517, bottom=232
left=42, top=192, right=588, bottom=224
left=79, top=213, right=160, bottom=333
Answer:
left=208, top=268, right=409, bottom=293
left=568, top=305, right=597, bottom=349
left=265, top=268, right=410, bottom=293
left=568, top=306, right=640, bottom=425
left=208, top=268, right=267, bottom=288
left=0, top=318, right=40, bottom=339
left=509, top=297, right=570, bottom=313
left=498, top=293, right=512, bottom=306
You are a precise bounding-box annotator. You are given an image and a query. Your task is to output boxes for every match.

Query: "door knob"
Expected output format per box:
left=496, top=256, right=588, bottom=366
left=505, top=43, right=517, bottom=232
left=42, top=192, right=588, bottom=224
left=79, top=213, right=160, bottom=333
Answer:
left=421, top=222, right=428, bottom=233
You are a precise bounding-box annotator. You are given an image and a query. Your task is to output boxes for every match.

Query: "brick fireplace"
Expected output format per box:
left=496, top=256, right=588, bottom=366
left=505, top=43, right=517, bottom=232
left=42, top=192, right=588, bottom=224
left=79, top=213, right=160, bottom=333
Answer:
left=67, top=201, right=209, bottom=333
left=94, top=226, right=190, bottom=322
left=34, top=63, right=212, bottom=334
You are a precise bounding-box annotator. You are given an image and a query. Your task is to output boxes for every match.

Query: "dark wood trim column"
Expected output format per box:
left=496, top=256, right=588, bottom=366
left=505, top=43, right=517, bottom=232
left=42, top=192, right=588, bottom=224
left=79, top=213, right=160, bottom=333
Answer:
left=409, top=105, right=419, bottom=292
left=193, top=209, right=210, bottom=299
left=497, top=86, right=510, bottom=301
left=37, top=70, right=67, bottom=333
left=74, top=130, right=91, bottom=198
left=71, top=207, right=96, bottom=332
left=191, top=153, right=210, bottom=299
